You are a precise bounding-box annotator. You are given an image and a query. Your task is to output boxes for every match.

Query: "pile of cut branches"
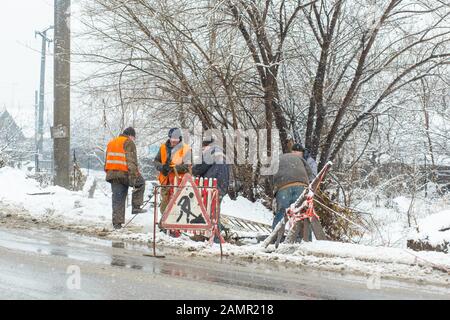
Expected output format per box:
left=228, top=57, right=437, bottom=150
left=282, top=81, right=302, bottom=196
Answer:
left=314, top=190, right=366, bottom=242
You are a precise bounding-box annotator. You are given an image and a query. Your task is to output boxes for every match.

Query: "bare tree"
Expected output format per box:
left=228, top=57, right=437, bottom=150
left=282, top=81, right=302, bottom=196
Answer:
left=288, top=0, right=450, bottom=170
left=73, top=0, right=449, bottom=205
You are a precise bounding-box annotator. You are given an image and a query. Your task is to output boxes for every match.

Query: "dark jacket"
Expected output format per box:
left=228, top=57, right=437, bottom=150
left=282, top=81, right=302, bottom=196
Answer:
left=192, top=145, right=230, bottom=196
left=273, top=153, right=312, bottom=194
left=105, top=134, right=140, bottom=186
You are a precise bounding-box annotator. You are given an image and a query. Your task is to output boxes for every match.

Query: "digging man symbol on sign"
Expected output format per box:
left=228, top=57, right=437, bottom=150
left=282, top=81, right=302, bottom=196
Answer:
left=160, top=174, right=212, bottom=230
left=176, top=192, right=205, bottom=224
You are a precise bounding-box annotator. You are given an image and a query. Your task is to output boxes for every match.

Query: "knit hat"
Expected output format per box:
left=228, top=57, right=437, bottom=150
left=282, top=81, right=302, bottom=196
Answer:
left=292, top=143, right=305, bottom=152
left=123, top=127, right=136, bottom=138
left=168, top=128, right=182, bottom=140
left=202, top=136, right=215, bottom=146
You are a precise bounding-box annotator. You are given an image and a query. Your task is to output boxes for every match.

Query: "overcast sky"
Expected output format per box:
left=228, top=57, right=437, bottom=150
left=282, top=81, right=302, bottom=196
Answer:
left=0, top=0, right=55, bottom=134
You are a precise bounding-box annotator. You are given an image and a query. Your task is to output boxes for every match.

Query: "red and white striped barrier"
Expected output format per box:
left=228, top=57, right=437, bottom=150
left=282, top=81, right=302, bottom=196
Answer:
left=151, top=174, right=225, bottom=258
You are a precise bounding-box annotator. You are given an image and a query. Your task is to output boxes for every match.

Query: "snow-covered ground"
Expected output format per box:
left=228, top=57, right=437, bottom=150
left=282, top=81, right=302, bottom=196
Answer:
left=0, top=166, right=449, bottom=286
left=0, top=166, right=146, bottom=230
left=355, top=193, right=450, bottom=248
left=221, top=196, right=273, bottom=225
left=408, top=210, right=450, bottom=248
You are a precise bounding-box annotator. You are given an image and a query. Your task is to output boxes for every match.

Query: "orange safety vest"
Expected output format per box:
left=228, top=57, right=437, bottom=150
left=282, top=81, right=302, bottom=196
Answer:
left=158, top=142, right=191, bottom=184
left=105, top=136, right=129, bottom=172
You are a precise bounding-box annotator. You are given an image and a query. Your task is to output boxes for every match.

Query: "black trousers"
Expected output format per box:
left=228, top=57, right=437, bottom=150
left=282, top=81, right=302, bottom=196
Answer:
left=111, top=176, right=145, bottom=225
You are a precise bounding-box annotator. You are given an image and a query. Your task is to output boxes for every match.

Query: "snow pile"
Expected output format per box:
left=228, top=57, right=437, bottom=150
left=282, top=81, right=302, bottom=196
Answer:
left=409, top=210, right=450, bottom=248
left=417, top=210, right=450, bottom=233
left=0, top=166, right=41, bottom=195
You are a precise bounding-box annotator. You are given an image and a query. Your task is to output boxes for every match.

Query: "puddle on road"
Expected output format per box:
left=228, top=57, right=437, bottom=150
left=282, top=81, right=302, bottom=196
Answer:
left=0, top=227, right=314, bottom=298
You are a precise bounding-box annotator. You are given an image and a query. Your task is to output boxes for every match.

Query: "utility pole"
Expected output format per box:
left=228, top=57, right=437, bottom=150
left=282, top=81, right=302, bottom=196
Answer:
left=53, top=0, right=71, bottom=188
left=35, top=26, right=53, bottom=172
left=34, top=90, right=39, bottom=172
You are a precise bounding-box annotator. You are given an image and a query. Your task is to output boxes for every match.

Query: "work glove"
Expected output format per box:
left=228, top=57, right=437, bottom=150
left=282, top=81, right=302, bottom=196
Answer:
left=134, top=175, right=145, bottom=188
left=162, top=164, right=171, bottom=176
left=175, top=164, right=189, bottom=174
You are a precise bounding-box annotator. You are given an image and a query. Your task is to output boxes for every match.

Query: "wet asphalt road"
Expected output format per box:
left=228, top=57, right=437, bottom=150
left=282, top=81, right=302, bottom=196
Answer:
left=0, top=225, right=448, bottom=300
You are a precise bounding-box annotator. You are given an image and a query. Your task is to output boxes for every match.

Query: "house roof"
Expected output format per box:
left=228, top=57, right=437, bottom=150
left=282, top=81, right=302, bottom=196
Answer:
left=0, top=109, right=25, bottom=141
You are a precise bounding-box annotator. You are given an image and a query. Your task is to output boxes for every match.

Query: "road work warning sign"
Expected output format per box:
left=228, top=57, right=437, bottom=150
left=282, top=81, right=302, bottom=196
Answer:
left=160, top=174, right=212, bottom=230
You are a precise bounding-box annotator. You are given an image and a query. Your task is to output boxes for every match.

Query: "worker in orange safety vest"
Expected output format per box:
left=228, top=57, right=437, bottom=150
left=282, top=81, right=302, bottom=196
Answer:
left=154, top=128, right=192, bottom=214
left=105, top=127, right=146, bottom=230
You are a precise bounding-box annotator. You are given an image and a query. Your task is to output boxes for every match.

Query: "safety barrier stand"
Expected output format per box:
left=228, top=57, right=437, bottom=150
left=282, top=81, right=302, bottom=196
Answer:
left=147, top=174, right=225, bottom=260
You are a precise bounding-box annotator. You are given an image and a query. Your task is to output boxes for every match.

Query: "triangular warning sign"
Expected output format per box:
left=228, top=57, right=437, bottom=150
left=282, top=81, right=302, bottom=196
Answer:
left=160, top=174, right=212, bottom=230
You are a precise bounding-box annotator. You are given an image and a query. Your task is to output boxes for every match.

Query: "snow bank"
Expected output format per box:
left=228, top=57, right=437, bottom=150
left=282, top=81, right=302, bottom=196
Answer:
left=417, top=210, right=450, bottom=233
left=110, top=226, right=450, bottom=274
left=356, top=193, right=450, bottom=248
left=289, top=240, right=450, bottom=268
left=0, top=166, right=41, bottom=196
left=0, top=167, right=153, bottom=230
left=139, top=235, right=450, bottom=286
left=409, top=210, right=450, bottom=247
